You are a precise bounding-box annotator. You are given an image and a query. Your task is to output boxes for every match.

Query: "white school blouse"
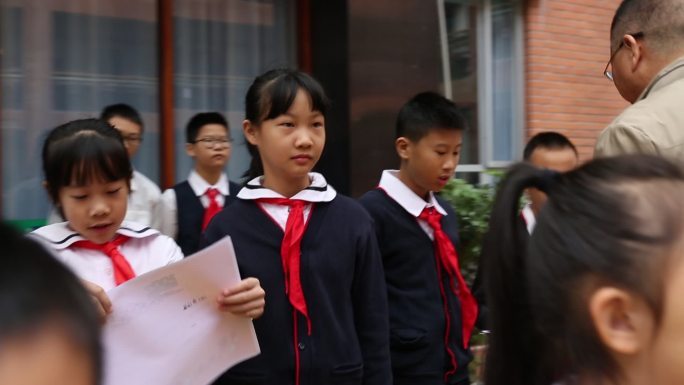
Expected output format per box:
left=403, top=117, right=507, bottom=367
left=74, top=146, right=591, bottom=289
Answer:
left=30, top=221, right=183, bottom=291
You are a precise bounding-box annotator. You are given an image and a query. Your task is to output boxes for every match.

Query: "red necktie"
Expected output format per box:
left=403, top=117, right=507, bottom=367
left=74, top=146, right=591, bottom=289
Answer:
left=71, top=235, right=135, bottom=286
left=258, top=197, right=311, bottom=385
left=202, top=188, right=222, bottom=230
left=419, top=206, right=479, bottom=380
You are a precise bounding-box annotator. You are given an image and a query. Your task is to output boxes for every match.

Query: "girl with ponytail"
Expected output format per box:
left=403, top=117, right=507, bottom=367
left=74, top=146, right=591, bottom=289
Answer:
left=202, top=69, right=391, bottom=385
left=483, top=154, right=684, bottom=385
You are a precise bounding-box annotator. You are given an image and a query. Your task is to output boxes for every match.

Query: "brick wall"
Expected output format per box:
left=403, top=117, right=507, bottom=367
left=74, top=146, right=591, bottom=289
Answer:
left=525, top=0, right=626, bottom=160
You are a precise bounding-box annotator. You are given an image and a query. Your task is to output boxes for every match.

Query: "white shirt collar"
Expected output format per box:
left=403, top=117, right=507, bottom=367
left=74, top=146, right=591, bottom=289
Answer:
left=378, top=170, right=447, bottom=217
left=30, top=221, right=159, bottom=250
left=237, top=172, right=337, bottom=202
left=130, top=170, right=140, bottom=192
left=187, top=170, right=230, bottom=197
left=521, top=204, right=536, bottom=234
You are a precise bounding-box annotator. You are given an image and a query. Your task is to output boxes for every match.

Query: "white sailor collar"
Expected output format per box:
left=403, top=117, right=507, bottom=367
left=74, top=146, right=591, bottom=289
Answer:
left=188, top=170, right=230, bottom=197
left=30, top=221, right=159, bottom=250
left=237, top=172, right=337, bottom=202
left=378, top=170, right=448, bottom=217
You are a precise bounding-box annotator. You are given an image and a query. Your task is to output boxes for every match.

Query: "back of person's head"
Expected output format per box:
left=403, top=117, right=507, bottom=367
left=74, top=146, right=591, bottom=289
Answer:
left=483, top=154, right=684, bottom=385
left=523, top=132, right=578, bottom=161
left=522, top=132, right=579, bottom=215
left=395, top=91, right=467, bottom=142
left=42, top=118, right=132, bottom=203
left=185, top=112, right=229, bottom=143
left=100, top=103, right=144, bottom=131
left=243, top=68, right=330, bottom=180
left=0, top=222, right=101, bottom=385
left=611, top=0, right=684, bottom=55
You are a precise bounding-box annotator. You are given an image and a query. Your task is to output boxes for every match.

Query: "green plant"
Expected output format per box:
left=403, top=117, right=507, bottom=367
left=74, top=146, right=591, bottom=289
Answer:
left=440, top=174, right=500, bottom=383
left=439, top=175, right=497, bottom=285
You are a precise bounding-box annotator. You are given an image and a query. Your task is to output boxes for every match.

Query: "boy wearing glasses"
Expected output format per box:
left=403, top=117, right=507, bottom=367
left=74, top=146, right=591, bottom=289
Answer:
left=155, top=112, right=238, bottom=255
left=47, top=103, right=162, bottom=227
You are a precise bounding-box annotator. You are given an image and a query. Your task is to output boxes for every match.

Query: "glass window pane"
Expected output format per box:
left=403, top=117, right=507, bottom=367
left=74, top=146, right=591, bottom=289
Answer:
left=491, top=0, right=516, bottom=161
left=445, top=0, right=480, bottom=165
left=348, top=0, right=445, bottom=195
left=173, top=0, right=296, bottom=183
left=1, top=2, right=158, bottom=221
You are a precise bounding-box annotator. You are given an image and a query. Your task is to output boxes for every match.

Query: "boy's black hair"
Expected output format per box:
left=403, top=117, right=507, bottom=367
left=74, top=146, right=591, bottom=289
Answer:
left=185, top=112, right=229, bottom=144
left=100, top=103, right=144, bottom=132
left=523, top=131, right=578, bottom=160
left=0, top=222, right=102, bottom=384
left=42, top=119, right=132, bottom=203
left=482, top=154, right=684, bottom=385
left=243, top=68, right=330, bottom=180
left=395, top=91, right=467, bottom=141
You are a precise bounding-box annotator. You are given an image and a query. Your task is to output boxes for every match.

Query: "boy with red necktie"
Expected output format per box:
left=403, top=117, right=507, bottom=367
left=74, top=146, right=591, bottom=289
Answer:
left=155, top=112, right=240, bottom=256
left=360, top=92, right=477, bottom=385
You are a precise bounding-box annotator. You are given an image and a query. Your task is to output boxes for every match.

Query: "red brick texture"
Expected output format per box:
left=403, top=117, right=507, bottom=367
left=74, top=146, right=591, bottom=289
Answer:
left=524, top=0, right=627, bottom=160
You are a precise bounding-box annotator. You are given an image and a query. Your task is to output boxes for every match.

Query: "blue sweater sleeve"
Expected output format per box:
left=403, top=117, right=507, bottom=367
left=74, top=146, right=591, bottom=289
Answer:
left=352, top=221, right=393, bottom=385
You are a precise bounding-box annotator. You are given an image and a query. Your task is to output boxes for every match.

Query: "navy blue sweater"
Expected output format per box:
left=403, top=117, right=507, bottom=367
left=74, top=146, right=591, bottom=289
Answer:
left=200, top=195, right=392, bottom=385
left=174, top=180, right=239, bottom=256
left=359, top=189, right=472, bottom=385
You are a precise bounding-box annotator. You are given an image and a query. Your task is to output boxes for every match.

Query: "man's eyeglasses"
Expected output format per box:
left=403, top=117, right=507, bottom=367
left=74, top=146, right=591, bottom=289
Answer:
left=604, top=32, right=644, bottom=81
left=192, top=137, right=232, bottom=149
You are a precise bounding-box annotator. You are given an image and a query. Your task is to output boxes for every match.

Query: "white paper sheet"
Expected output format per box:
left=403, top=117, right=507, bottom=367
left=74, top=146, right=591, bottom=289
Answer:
left=103, top=236, right=260, bottom=385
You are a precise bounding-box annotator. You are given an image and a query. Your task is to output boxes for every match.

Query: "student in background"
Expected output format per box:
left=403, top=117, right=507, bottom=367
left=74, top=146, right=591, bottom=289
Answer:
left=473, top=131, right=579, bottom=328
left=0, top=221, right=101, bottom=385
left=202, top=69, right=391, bottom=385
left=31, top=119, right=264, bottom=321
left=521, top=132, right=579, bottom=233
left=359, top=92, right=476, bottom=385
left=483, top=154, right=684, bottom=385
left=47, top=103, right=161, bottom=227
left=155, top=112, right=238, bottom=256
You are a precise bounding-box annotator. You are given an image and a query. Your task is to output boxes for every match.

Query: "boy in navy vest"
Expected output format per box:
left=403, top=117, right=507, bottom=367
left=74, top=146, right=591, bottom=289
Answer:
left=155, top=112, right=239, bottom=256
left=359, top=92, right=477, bottom=385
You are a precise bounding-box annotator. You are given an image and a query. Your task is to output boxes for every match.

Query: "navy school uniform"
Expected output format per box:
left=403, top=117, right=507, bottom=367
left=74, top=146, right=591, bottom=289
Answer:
left=359, top=170, right=473, bottom=385
left=173, top=179, right=239, bottom=256
left=200, top=173, right=392, bottom=385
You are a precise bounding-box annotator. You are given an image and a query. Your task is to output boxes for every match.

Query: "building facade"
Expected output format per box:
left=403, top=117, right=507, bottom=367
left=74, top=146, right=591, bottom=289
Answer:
left=0, top=0, right=625, bottom=222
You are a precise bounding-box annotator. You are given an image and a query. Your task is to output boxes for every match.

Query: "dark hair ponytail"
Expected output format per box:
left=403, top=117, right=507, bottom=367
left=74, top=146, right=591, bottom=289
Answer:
left=482, top=163, right=557, bottom=385
left=242, top=68, right=330, bottom=181
left=483, top=155, right=684, bottom=385
left=244, top=141, right=264, bottom=182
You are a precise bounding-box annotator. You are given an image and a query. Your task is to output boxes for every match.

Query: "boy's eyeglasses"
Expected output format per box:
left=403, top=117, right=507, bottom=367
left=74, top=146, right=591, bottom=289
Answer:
left=192, top=137, right=232, bottom=149
left=604, top=31, right=644, bottom=81
left=122, top=135, right=142, bottom=144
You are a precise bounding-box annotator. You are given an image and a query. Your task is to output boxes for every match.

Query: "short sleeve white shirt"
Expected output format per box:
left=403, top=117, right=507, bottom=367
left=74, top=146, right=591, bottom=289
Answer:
left=30, top=221, right=183, bottom=291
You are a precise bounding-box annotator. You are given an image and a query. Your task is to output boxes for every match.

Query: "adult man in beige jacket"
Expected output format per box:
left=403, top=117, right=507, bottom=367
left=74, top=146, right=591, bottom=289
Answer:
left=595, top=0, right=684, bottom=160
